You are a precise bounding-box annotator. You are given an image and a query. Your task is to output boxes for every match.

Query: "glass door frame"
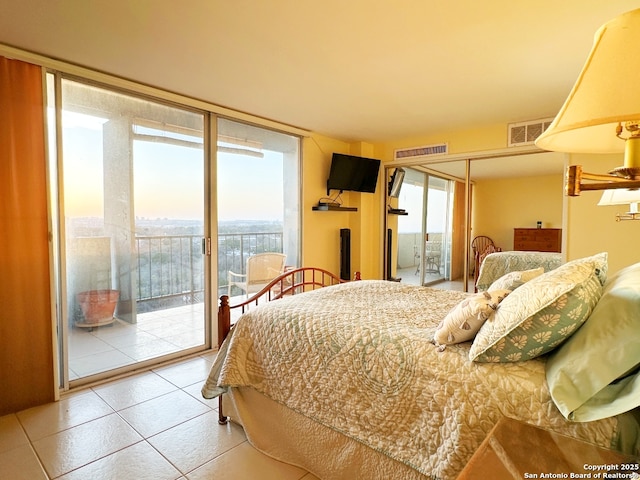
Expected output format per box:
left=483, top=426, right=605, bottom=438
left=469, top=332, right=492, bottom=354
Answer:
left=47, top=71, right=213, bottom=390
left=384, top=167, right=455, bottom=287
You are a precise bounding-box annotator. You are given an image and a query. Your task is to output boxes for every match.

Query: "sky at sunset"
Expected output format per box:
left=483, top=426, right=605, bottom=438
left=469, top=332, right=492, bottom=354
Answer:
left=62, top=112, right=283, bottom=223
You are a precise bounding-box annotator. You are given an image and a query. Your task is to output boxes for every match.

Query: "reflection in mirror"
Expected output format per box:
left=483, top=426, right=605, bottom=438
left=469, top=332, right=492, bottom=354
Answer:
left=385, top=151, right=565, bottom=293
left=468, top=152, right=565, bottom=276
left=386, top=161, right=468, bottom=290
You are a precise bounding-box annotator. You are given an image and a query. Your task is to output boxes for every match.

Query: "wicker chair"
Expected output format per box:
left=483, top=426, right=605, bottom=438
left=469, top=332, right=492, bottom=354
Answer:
left=471, top=236, right=495, bottom=274
left=472, top=237, right=502, bottom=291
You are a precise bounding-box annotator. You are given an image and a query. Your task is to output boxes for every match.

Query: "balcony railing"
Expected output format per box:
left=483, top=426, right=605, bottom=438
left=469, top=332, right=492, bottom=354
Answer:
left=134, top=232, right=283, bottom=311
left=135, top=234, right=204, bottom=312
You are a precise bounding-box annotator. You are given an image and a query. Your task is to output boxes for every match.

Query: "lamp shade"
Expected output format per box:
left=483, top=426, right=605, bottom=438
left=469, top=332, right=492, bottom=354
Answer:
left=535, top=8, right=640, bottom=154
left=597, top=188, right=640, bottom=206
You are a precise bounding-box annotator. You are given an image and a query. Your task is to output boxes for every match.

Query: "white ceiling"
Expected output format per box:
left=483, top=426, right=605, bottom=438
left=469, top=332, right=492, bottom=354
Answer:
left=0, top=1, right=638, bottom=145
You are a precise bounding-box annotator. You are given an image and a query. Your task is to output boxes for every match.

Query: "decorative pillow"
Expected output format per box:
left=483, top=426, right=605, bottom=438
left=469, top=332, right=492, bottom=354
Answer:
left=546, top=261, right=640, bottom=422
left=488, top=267, right=544, bottom=291
left=433, top=289, right=511, bottom=350
left=469, top=253, right=607, bottom=363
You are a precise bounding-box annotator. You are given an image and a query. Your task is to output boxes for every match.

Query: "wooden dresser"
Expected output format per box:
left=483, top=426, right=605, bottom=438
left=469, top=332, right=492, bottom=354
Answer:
left=514, top=228, right=561, bottom=252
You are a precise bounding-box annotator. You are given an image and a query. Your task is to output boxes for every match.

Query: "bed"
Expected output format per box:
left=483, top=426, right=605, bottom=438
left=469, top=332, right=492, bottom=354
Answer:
left=475, top=250, right=564, bottom=292
left=203, top=260, right=640, bottom=479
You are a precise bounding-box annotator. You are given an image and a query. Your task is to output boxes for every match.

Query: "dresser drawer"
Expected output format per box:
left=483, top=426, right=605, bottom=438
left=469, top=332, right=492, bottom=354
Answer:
left=514, top=228, right=561, bottom=252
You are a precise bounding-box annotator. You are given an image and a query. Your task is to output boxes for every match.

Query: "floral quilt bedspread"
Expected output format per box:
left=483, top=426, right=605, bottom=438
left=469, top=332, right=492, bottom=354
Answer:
left=202, top=280, right=617, bottom=479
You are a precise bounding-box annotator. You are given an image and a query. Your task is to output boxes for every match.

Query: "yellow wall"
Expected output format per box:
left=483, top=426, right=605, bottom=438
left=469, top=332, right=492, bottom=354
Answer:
left=302, top=135, right=384, bottom=279
left=472, top=174, right=564, bottom=251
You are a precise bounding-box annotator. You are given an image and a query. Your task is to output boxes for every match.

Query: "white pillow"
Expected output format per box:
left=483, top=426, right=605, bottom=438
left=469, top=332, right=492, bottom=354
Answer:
left=488, top=267, right=544, bottom=291
left=433, top=289, right=511, bottom=350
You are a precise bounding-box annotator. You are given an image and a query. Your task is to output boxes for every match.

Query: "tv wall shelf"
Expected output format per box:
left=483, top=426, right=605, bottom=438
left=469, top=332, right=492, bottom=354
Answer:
left=388, top=208, right=408, bottom=215
left=312, top=204, right=357, bottom=212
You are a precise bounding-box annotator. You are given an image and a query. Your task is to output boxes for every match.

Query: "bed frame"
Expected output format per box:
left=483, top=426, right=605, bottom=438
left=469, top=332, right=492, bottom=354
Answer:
left=217, top=266, right=354, bottom=424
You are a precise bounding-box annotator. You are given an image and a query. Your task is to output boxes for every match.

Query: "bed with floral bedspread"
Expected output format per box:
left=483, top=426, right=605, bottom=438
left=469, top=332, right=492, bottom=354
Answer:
left=475, top=250, right=563, bottom=292
left=203, top=262, right=640, bottom=479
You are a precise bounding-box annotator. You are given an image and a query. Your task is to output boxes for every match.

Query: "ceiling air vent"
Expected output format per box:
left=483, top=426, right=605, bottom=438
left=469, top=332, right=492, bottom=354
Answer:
left=508, top=118, right=554, bottom=147
left=394, top=143, right=448, bottom=161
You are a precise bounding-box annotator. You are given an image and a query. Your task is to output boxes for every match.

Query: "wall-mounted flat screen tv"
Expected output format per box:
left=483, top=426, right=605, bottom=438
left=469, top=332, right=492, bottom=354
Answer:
left=326, top=153, right=381, bottom=195
left=388, top=168, right=405, bottom=198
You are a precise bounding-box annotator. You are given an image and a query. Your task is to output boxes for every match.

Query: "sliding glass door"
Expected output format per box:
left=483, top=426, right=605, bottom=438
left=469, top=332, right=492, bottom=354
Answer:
left=51, top=77, right=208, bottom=386
left=216, top=118, right=301, bottom=302
left=393, top=168, right=455, bottom=286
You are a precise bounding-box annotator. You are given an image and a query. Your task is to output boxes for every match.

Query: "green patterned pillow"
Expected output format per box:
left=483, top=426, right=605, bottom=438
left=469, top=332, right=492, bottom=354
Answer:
left=469, top=253, right=607, bottom=363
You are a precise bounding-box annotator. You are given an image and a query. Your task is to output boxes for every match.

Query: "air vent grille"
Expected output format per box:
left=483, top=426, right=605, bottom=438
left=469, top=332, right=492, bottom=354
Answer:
left=508, top=119, right=554, bottom=147
left=394, top=143, right=448, bottom=161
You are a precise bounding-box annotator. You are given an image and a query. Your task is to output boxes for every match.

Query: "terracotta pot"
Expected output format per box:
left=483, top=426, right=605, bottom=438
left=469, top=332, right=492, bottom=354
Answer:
left=77, top=289, right=119, bottom=324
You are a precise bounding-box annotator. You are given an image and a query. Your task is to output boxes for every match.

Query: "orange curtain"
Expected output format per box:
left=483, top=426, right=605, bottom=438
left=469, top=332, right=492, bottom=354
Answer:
left=450, top=180, right=467, bottom=282
left=0, top=56, right=54, bottom=415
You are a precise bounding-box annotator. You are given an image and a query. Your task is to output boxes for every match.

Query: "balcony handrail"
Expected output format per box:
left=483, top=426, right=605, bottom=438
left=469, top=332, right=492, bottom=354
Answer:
left=134, top=231, right=283, bottom=308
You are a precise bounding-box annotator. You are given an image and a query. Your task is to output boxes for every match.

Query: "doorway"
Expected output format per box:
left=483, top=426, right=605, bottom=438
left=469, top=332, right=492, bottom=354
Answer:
left=50, top=76, right=209, bottom=387
left=392, top=168, right=456, bottom=286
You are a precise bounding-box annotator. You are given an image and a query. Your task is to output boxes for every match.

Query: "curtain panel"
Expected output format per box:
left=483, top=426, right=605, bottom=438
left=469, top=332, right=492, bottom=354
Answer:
left=0, top=56, right=54, bottom=414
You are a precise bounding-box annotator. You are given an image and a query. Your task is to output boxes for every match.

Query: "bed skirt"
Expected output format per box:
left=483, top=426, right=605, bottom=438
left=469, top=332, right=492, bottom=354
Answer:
left=225, top=387, right=430, bottom=480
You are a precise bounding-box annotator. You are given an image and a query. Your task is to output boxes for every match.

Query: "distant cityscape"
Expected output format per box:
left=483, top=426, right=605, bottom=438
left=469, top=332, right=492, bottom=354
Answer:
left=66, top=217, right=285, bottom=311
left=66, top=216, right=282, bottom=236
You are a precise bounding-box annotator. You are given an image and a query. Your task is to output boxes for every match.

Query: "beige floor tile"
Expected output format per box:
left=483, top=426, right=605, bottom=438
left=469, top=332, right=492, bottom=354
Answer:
left=32, top=413, right=142, bottom=478
left=56, top=441, right=182, bottom=480
left=118, top=338, right=182, bottom=362
left=0, top=444, right=48, bottom=480
left=152, top=356, right=213, bottom=388
left=147, top=410, right=246, bottom=475
left=0, top=414, right=29, bottom=453
left=67, top=332, right=114, bottom=359
left=96, top=329, right=159, bottom=349
left=137, top=320, right=193, bottom=336
left=17, top=390, right=114, bottom=441
left=92, top=371, right=178, bottom=411
left=117, top=389, right=210, bottom=437
left=71, top=349, right=135, bottom=377
left=186, top=442, right=307, bottom=480
left=181, top=381, right=219, bottom=409
left=163, top=329, right=206, bottom=349
left=86, top=319, right=138, bottom=340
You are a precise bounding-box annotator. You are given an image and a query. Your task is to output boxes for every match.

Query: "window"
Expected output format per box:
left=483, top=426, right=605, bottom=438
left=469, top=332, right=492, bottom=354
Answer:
left=216, top=118, right=301, bottom=298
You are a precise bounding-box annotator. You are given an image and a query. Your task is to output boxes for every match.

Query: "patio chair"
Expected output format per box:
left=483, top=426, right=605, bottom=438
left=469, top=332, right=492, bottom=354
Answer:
left=424, top=240, right=442, bottom=274
left=228, top=252, right=287, bottom=299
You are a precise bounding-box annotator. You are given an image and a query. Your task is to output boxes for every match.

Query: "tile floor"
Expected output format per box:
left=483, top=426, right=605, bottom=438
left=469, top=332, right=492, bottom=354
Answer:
left=68, top=297, right=251, bottom=382
left=396, top=266, right=474, bottom=291
left=68, top=303, right=206, bottom=381
left=0, top=353, right=319, bottom=480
